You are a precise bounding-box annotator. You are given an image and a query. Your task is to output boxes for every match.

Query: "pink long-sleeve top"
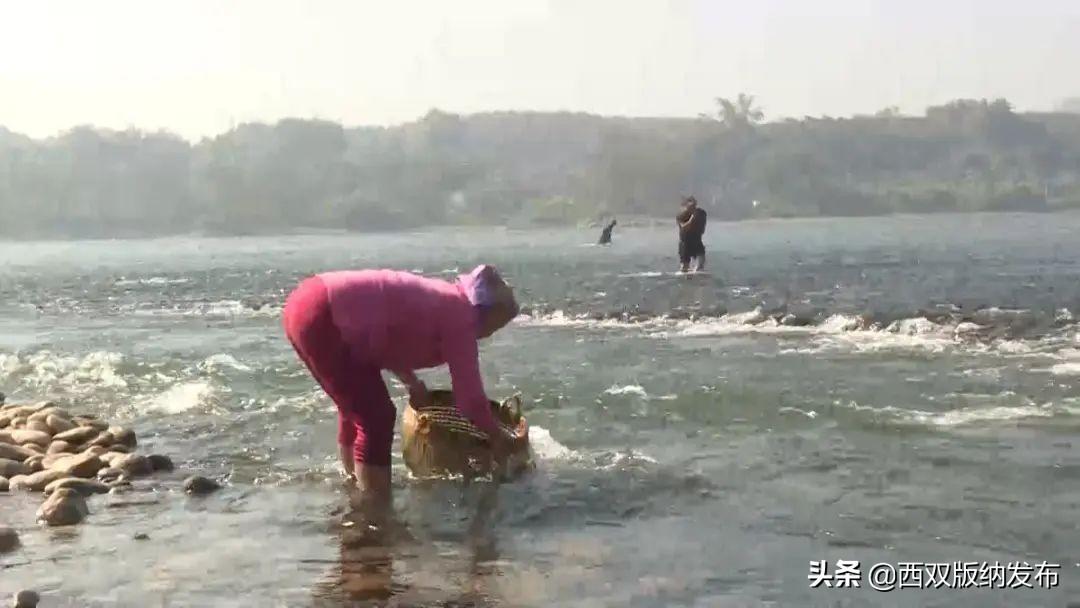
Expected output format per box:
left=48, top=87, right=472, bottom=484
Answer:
left=318, top=269, right=501, bottom=435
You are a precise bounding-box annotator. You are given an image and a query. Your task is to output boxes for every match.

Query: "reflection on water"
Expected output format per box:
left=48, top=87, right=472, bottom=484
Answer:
left=312, top=482, right=503, bottom=607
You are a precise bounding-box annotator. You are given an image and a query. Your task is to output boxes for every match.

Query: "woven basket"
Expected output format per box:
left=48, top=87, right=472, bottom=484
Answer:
left=401, top=389, right=530, bottom=478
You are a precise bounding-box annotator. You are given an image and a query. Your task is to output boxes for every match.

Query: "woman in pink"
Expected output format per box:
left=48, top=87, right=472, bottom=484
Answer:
left=282, top=265, right=527, bottom=507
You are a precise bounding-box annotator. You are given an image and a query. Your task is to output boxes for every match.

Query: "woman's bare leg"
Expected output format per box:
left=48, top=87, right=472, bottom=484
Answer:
left=339, top=443, right=356, bottom=481
left=348, top=464, right=392, bottom=526
left=355, top=464, right=391, bottom=505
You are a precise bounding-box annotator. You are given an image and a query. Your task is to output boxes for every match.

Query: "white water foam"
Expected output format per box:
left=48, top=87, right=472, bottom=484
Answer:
left=139, top=381, right=215, bottom=414
left=838, top=399, right=1062, bottom=427
left=1051, top=362, right=1080, bottom=376
left=519, top=309, right=1080, bottom=362
left=594, top=449, right=659, bottom=470
left=529, top=425, right=578, bottom=461
left=779, top=407, right=819, bottom=419
left=913, top=404, right=1056, bottom=426
left=200, top=354, right=252, bottom=373
left=130, top=300, right=281, bottom=319
left=516, top=310, right=648, bottom=329
left=817, top=329, right=955, bottom=355
left=115, top=276, right=192, bottom=287
left=995, top=340, right=1033, bottom=355
left=604, top=384, right=649, bottom=398
left=0, top=350, right=128, bottom=391
left=819, top=314, right=865, bottom=333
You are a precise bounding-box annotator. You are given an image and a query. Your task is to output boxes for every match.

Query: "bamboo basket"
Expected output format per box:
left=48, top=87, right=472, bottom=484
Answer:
left=401, top=389, right=533, bottom=479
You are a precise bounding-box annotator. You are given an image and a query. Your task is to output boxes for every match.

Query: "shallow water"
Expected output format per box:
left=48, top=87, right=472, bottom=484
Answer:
left=3, top=213, right=1080, bottom=606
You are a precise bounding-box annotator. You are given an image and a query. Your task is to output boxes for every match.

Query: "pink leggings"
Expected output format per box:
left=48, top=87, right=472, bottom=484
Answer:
left=282, top=276, right=396, bottom=466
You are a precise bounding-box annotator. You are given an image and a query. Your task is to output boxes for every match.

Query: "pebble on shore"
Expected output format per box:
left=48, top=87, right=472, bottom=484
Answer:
left=37, top=487, right=90, bottom=526
left=12, top=590, right=40, bottom=608
left=1, top=399, right=220, bottom=531
left=183, top=475, right=222, bottom=495
left=0, top=526, right=19, bottom=553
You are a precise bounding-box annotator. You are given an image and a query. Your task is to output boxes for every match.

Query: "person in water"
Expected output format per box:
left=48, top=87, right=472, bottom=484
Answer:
left=281, top=265, right=528, bottom=511
left=598, top=218, right=617, bottom=245
left=677, top=196, right=707, bottom=272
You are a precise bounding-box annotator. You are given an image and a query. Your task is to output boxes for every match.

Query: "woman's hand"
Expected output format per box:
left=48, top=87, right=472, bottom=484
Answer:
left=490, top=416, right=529, bottom=465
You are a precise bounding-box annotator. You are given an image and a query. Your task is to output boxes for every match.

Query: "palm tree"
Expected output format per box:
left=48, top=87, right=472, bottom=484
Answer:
left=700, top=93, right=764, bottom=131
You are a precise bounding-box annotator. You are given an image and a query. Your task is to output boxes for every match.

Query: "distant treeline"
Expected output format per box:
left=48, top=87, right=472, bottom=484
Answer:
left=2, top=95, right=1080, bottom=238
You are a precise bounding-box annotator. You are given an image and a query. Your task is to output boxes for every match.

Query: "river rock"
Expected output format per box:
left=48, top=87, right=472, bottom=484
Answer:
left=53, top=426, right=99, bottom=445
left=108, top=480, right=133, bottom=494
left=10, top=469, right=67, bottom=492
left=148, top=454, right=174, bottom=472
left=109, top=426, right=137, bottom=448
left=81, top=445, right=108, bottom=458
left=10, top=417, right=26, bottom=429
left=0, top=526, right=18, bottom=553
left=10, top=430, right=52, bottom=447
left=26, top=418, right=52, bottom=435
left=37, top=488, right=88, bottom=526
left=88, top=431, right=115, bottom=448
left=44, top=477, right=110, bottom=496
left=22, top=444, right=44, bottom=455
left=0, top=443, right=34, bottom=461
left=12, top=590, right=40, bottom=608
left=0, top=458, right=28, bottom=477
left=31, top=405, right=65, bottom=418
left=96, top=467, right=124, bottom=483
left=184, top=475, right=222, bottom=495
left=46, top=414, right=75, bottom=434
left=99, top=451, right=125, bottom=466
left=74, top=416, right=108, bottom=431
left=780, top=313, right=816, bottom=327
left=0, top=477, right=8, bottom=492
left=51, top=452, right=105, bottom=478
left=23, top=455, right=44, bottom=473
left=47, top=440, right=74, bottom=454
left=40, top=454, right=64, bottom=469
left=29, top=401, right=57, bottom=413
left=107, top=444, right=131, bottom=454
left=114, top=454, right=153, bottom=477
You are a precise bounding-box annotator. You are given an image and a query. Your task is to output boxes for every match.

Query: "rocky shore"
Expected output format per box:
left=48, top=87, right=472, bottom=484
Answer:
left=0, top=394, right=224, bottom=605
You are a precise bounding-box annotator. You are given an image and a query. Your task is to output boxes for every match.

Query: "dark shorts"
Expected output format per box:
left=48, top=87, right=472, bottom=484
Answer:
left=679, top=238, right=705, bottom=264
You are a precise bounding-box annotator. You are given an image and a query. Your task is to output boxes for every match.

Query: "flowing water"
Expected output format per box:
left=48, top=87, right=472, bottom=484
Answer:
left=2, top=213, right=1080, bottom=607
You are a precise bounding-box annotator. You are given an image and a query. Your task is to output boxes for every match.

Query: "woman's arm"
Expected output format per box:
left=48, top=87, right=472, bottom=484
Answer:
left=441, top=326, right=502, bottom=436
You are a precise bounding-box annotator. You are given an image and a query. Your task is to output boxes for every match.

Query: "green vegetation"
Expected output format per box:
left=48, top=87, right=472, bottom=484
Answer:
left=2, top=97, right=1079, bottom=238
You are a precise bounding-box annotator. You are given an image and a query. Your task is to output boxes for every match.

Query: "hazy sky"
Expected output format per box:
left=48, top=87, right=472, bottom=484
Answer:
left=3, top=0, right=1079, bottom=140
